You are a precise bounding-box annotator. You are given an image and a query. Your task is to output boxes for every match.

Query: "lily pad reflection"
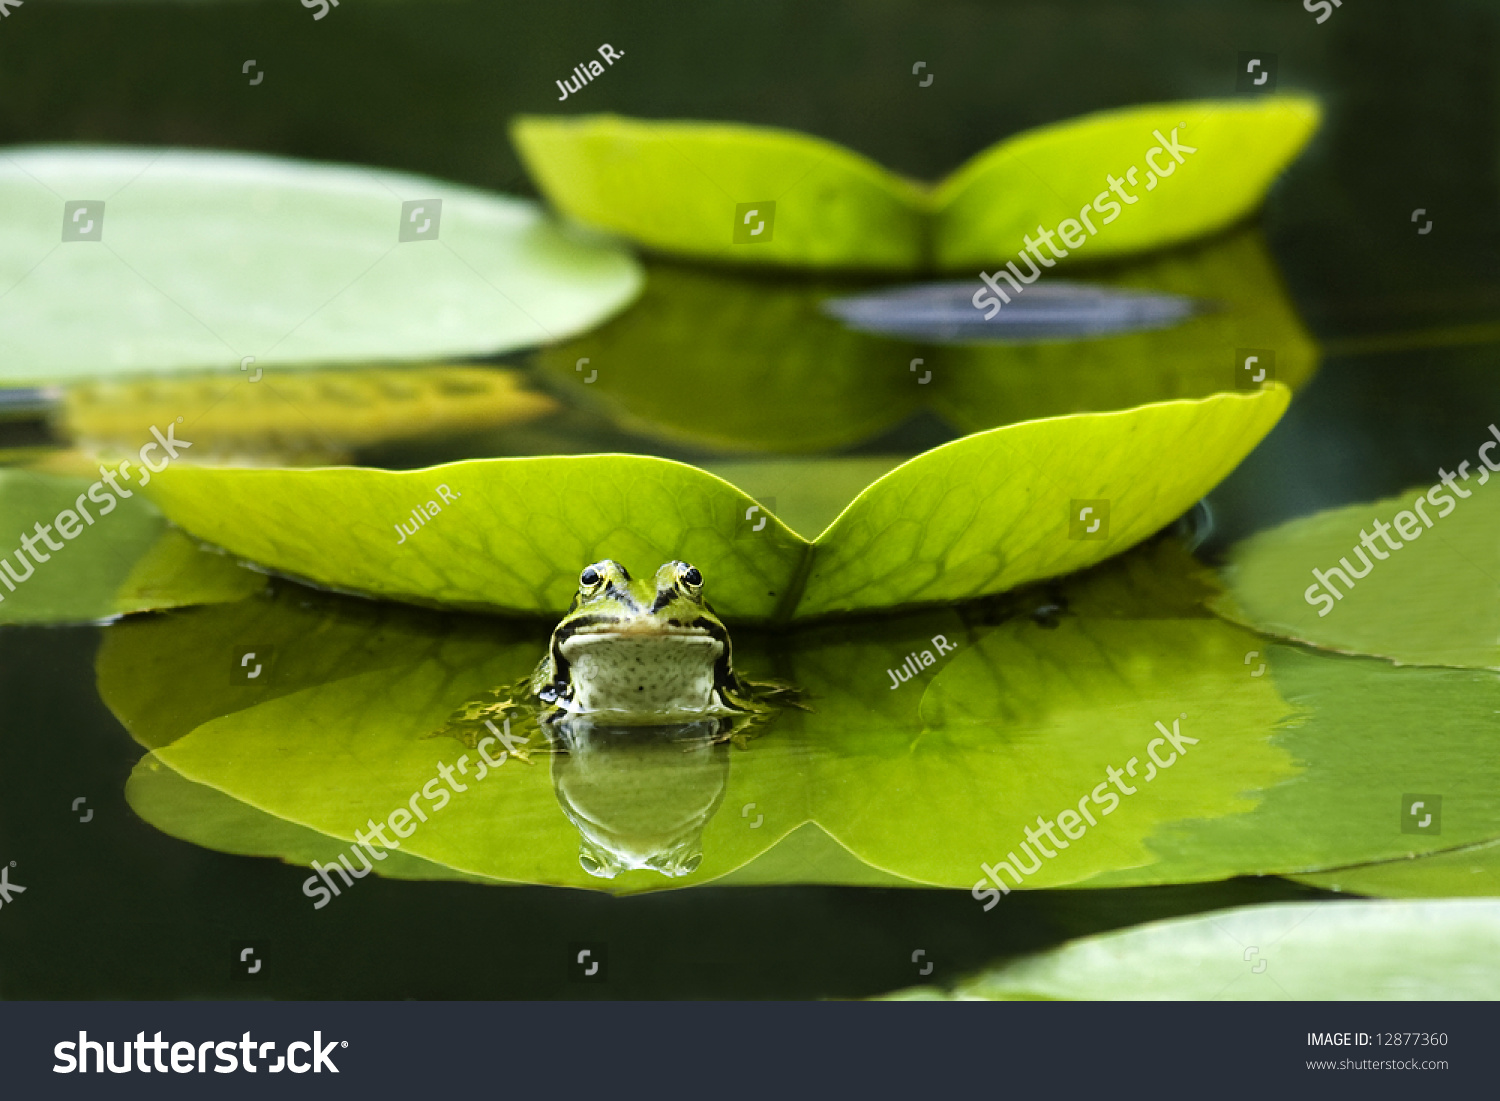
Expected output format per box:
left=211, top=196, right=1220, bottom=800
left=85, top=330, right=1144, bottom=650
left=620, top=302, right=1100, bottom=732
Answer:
left=94, top=538, right=1475, bottom=896
left=534, top=228, right=1316, bottom=452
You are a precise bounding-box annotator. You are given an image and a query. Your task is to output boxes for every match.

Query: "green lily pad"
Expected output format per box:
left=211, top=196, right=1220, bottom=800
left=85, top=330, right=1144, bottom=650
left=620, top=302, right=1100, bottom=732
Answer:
left=1212, top=471, right=1500, bottom=669
left=1076, top=643, right=1500, bottom=888
left=140, top=389, right=1289, bottom=621
left=794, top=388, right=1288, bottom=617
left=902, top=899, right=1500, bottom=1000
left=140, top=456, right=808, bottom=621
left=511, top=115, right=928, bottom=271
left=698, top=458, right=910, bottom=542
left=0, top=146, right=642, bottom=384
left=103, top=589, right=802, bottom=892
left=931, top=97, right=1322, bottom=269
left=512, top=99, right=1319, bottom=271
left=779, top=595, right=1295, bottom=891
left=126, top=754, right=484, bottom=883
left=1293, top=841, right=1500, bottom=899
left=0, top=470, right=262, bottom=625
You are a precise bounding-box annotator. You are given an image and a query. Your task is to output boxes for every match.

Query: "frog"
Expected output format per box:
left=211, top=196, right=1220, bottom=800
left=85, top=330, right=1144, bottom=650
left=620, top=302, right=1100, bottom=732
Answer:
left=531, top=559, right=761, bottom=723
left=428, top=559, right=802, bottom=748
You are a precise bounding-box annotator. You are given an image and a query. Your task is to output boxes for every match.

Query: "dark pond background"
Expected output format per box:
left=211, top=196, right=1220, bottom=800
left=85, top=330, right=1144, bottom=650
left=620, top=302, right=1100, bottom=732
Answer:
left=1, top=0, right=1497, bottom=998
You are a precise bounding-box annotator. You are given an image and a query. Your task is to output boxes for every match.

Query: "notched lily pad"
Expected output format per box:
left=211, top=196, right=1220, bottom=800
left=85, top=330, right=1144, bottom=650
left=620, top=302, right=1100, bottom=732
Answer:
left=513, top=98, right=1320, bottom=271
left=795, top=388, right=1289, bottom=617
left=140, top=389, right=1290, bottom=620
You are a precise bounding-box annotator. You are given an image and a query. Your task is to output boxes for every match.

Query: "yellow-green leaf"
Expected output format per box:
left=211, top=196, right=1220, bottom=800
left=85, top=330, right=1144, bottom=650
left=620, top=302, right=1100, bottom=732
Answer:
left=932, top=97, right=1321, bottom=268
left=511, top=114, right=927, bottom=271
left=794, top=388, right=1288, bottom=617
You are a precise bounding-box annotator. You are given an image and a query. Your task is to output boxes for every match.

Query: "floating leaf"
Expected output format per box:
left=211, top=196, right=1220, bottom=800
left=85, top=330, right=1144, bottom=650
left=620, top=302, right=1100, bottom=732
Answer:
left=513, top=99, right=1319, bottom=271
left=1212, top=472, right=1500, bottom=669
left=1293, top=841, right=1500, bottom=899
left=1077, top=644, right=1500, bottom=888
left=902, top=899, right=1500, bottom=1000
left=140, top=390, right=1289, bottom=620
left=511, top=115, right=927, bottom=271
left=931, top=97, right=1322, bottom=268
left=0, top=470, right=262, bottom=625
left=99, top=536, right=1500, bottom=895
left=794, top=388, right=1288, bottom=617
left=698, top=458, right=908, bottom=542
left=102, top=586, right=799, bottom=892
left=0, top=146, right=642, bottom=383
left=141, top=456, right=807, bottom=620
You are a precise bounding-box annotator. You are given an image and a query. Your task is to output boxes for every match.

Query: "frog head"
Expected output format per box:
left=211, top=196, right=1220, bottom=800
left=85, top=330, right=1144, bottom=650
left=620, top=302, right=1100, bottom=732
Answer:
left=532, top=559, right=749, bottom=722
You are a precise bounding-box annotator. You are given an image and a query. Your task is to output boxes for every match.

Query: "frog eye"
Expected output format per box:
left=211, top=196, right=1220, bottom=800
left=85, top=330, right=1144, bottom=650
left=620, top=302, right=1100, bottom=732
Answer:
left=679, top=565, right=703, bottom=589
left=580, top=566, right=602, bottom=588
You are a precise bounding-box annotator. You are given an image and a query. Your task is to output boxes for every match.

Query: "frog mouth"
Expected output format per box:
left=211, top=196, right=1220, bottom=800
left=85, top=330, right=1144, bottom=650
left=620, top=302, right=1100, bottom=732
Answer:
left=559, top=616, right=719, bottom=642
left=569, top=624, right=712, bottom=640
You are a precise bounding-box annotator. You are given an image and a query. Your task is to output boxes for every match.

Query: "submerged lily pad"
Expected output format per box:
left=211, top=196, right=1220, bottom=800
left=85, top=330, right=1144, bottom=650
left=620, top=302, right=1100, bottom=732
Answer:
left=139, top=389, right=1289, bottom=620
left=928, top=228, right=1318, bottom=433
left=512, top=98, right=1319, bottom=271
left=0, top=146, right=642, bottom=383
left=0, top=470, right=262, bottom=625
left=898, top=899, right=1500, bottom=1000
left=58, top=365, right=559, bottom=467
left=1212, top=471, right=1500, bottom=669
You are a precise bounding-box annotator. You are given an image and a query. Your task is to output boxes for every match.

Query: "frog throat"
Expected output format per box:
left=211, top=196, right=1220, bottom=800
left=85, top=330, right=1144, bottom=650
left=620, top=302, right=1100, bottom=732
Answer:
left=540, top=613, right=748, bottom=717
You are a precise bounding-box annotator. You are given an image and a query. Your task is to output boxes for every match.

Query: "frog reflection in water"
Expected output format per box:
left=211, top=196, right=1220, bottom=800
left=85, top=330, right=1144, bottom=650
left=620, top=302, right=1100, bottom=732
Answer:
left=551, top=718, right=730, bottom=879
